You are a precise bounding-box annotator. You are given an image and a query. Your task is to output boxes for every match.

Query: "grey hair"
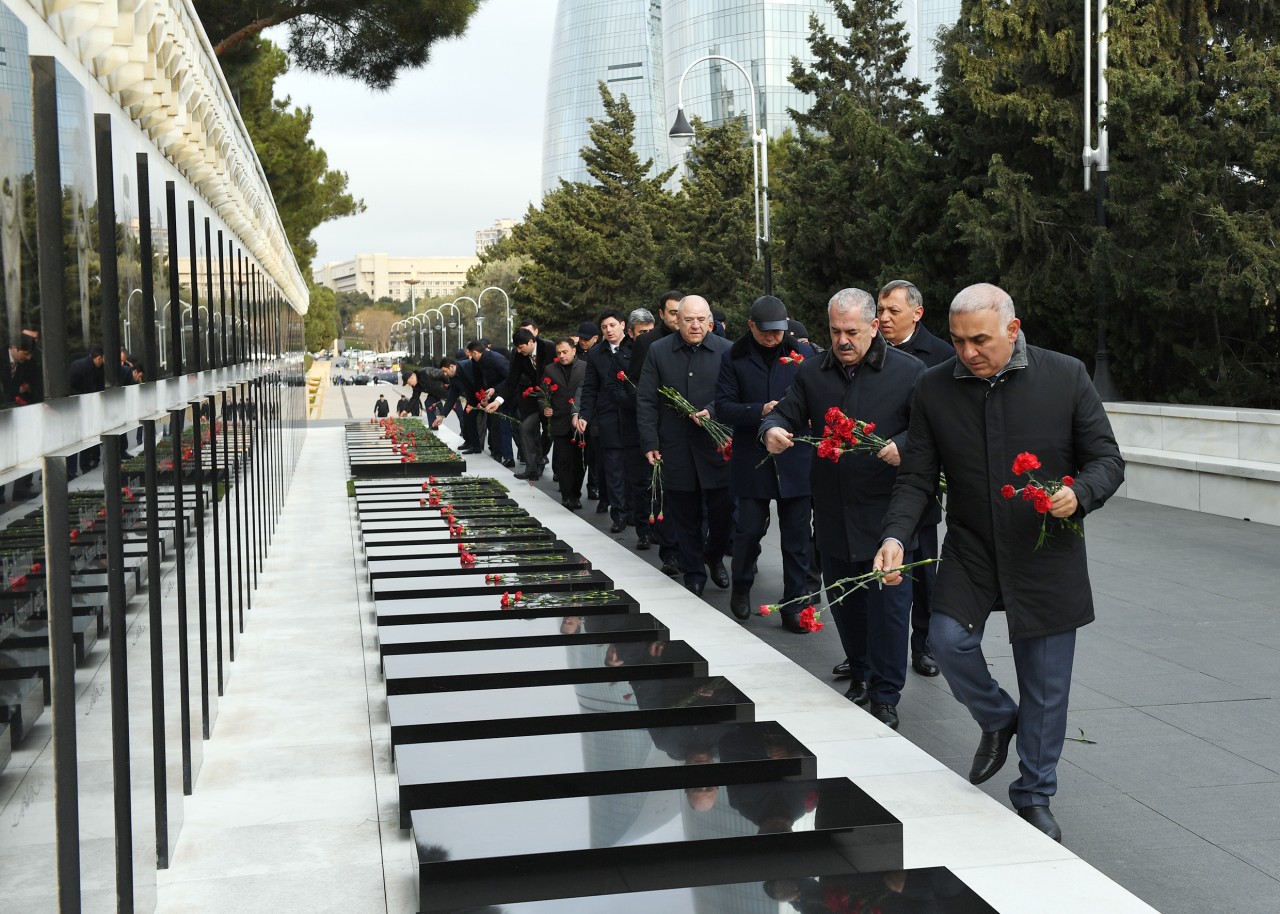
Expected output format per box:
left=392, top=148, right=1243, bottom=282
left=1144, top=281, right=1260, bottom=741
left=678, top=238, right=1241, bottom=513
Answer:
left=677, top=294, right=710, bottom=316
left=627, top=308, right=655, bottom=333
left=950, top=283, right=1016, bottom=324
left=879, top=279, right=922, bottom=310
left=828, top=288, right=877, bottom=324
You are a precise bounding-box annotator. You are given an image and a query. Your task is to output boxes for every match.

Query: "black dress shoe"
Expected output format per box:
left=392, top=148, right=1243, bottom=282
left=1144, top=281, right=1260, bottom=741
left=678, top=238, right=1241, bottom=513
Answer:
left=869, top=702, right=900, bottom=730
left=912, top=650, right=941, bottom=677
left=1017, top=805, right=1062, bottom=842
left=635, top=533, right=651, bottom=550
left=595, top=500, right=609, bottom=514
left=501, top=458, right=516, bottom=468
left=609, top=519, right=627, bottom=534
left=707, top=561, right=730, bottom=589
left=685, top=579, right=706, bottom=597
left=832, top=660, right=852, bottom=679
left=780, top=614, right=810, bottom=634
left=729, top=590, right=750, bottom=620
left=569, top=499, right=583, bottom=510
left=969, top=719, right=1017, bottom=785
left=844, top=680, right=869, bottom=706
left=587, top=486, right=599, bottom=500
left=660, top=559, right=680, bottom=577
left=561, top=498, right=573, bottom=508
left=513, top=470, right=535, bottom=480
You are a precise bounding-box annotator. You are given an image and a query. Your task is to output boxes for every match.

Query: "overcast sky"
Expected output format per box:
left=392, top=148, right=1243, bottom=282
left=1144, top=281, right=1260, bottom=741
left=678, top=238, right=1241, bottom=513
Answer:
left=273, top=0, right=560, bottom=268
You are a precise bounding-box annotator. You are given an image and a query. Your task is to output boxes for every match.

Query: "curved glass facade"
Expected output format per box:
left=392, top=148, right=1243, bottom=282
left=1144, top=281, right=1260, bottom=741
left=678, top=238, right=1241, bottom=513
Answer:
left=542, top=0, right=670, bottom=193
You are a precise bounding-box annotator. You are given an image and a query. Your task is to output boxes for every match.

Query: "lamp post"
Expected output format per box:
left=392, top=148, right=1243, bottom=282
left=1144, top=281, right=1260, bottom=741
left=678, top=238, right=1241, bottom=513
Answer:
left=452, top=296, right=479, bottom=352
left=441, top=301, right=463, bottom=355
left=424, top=307, right=446, bottom=363
left=405, top=277, right=422, bottom=314
left=410, top=313, right=430, bottom=362
left=669, top=54, right=772, bottom=295
left=477, top=286, right=507, bottom=345
left=1083, top=0, right=1118, bottom=400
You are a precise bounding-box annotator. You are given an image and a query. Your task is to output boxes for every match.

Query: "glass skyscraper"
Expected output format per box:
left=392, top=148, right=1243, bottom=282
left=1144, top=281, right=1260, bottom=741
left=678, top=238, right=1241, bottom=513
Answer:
left=541, top=0, right=960, bottom=194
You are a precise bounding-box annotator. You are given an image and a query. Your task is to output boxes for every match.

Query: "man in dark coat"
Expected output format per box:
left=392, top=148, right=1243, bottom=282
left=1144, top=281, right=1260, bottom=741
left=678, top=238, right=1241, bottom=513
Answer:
left=874, top=283, right=1124, bottom=842
left=404, top=359, right=452, bottom=424
left=437, top=354, right=482, bottom=451
left=762, top=289, right=924, bottom=730
left=373, top=394, right=391, bottom=418
left=576, top=310, right=630, bottom=531
left=629, top=291, right=683, bottom=573
left=716, top=295, right=816, bottom=630
left=545, top=338, right=587, bottom=508
left=637, top=294, right=733, bottom=595
left=68, top=347, right=106, bottom=476
left=612, top=308, right=657, bottom=550
left=488, top=328, right=553, bottom=479
left=877, top=280, right=955, bottom=679
left=467, top=340, right=513, bottom=466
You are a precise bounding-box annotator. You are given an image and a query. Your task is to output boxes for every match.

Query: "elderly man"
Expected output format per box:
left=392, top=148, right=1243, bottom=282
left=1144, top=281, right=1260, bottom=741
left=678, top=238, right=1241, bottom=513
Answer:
left=637, top=295, right=733, bottom=595
left=762, top=289, right=923, bottom=730
left=615, top=308, right=657, bottom=550
left=716, top=295, right=816, bottom=630
left=876, top=280, right=954, bottom=679
left=874, top=283, right=1124, bottom=841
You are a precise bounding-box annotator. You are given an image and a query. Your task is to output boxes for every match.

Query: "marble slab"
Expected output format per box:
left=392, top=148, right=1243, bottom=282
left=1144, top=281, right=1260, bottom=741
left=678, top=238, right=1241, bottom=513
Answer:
left=365, top=536, right=564, bottom=562
left=366, top=551, right=588, bottom=584
left=377, top=612, right=666, bottom=658
left=0, top=674, right=44, bottom=745
left=375, top=589, right=639, bottom=626
left=4, top=614, right=98, bottom=664
left=422, top=866, right=995, bottom=913
left=387, top=674, right=753, bottom=746
left=382, top=639, right=707, bottom=695
left=410, top=776, right=902, bottom=912
left=395, top=719, right=817, bottom=827
left=373, top=568, right=611, bottom=601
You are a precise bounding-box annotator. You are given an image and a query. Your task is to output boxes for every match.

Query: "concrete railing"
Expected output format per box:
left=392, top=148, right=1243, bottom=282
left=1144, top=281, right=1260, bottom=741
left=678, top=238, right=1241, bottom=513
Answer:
left=1106, top=402, right=1280, bottom=526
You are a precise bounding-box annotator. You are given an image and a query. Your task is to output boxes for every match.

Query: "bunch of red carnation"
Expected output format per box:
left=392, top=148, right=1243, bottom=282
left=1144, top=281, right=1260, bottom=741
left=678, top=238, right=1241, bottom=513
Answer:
left=1000, top=452, right=1082, bottom=548
left=499, top=590, right=524, bottom=608
left=459, top=550, right=477, bottom=566
left=523, top=377, right=558, bottom=411
left=812, top=407, right=890, bottom=463
left=779, top=350, right=805, bottom=365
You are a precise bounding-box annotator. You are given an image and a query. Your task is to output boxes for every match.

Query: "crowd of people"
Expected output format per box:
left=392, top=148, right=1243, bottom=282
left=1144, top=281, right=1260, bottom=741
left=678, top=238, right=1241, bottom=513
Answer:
left=396, top=279, right=1124, bottom=842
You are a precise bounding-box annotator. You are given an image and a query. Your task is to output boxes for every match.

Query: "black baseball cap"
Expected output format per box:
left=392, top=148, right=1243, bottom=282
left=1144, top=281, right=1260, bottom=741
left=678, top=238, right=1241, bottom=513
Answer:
left=749, top=295, right=789, bottom=331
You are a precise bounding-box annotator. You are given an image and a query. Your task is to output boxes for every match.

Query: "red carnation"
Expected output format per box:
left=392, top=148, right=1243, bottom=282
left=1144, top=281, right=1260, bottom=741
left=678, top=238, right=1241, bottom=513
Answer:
left=1062, top=475, right=1075, bottom=486
left=616, top=370, right=626, bottom=380
left=1001, top=485, right=1016, bottom=499
left=1012, top=452, right=1042, bottom=475
left=825, top=406, right=844, bottom=425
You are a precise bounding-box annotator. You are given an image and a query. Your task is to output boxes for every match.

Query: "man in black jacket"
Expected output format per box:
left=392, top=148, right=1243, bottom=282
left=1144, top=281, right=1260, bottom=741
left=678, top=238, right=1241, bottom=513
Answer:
left=877, top=280, right=954, bottom=679
left=576, top=310, right=630, bottom=530
left=68, top=347, right=106, bottom=476
left=762, top=289, right=924, bottom=730
left=374, top=394, right=391, bottom=418
left=487, top=328, right=553, bottom=479
left=467, top=340, right=514, bottom=466
left=874, top=283, right=1124, bottom=842
left=546, top=338, right=587, bottom=507
left=637, top=294, right=733, bottom=595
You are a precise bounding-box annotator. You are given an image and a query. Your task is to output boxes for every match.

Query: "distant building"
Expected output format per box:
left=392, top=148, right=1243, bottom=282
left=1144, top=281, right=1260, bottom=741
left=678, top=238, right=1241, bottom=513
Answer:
left=314, top=254, right=480, bottom=303
left=475, top=219, right=517, bottom=255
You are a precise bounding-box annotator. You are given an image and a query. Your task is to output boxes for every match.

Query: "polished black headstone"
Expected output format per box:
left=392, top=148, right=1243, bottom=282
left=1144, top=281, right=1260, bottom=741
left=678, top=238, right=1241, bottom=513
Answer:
left=378, top=611, right=666, bottom=658
left=360, top=506, right=529, bottom=525
left=360, top=515, right=541, bottom=536
left=383, top=639, right=707, bottom=695
left=420, top=867, right=996, bottom=913
left=365, top=536, right=562, bottom=562
left=0, top=675, right=45, bottom=744
left=360, top=518, right=542, bottom=544
left=396, top=719, right=817, bottom=827
left=387, top=674, right=753, bottom=746
left=411, top=776, right=901, bottom=912
left=373, top=568, right=610, bottom=601
left=367, top=551, right=587, bottom=584
left=356, top=497, right=517, bottom=516
left=375, top=588, right=638, bottom=626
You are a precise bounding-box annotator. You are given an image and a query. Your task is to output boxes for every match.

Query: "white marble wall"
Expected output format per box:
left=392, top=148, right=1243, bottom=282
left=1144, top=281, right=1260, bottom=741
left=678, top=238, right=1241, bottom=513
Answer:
left=1106, top=403, right=1280, bottom=526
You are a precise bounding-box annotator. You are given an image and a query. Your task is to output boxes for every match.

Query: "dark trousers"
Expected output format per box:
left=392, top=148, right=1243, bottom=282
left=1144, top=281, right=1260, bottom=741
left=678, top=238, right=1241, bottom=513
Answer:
left=669, top=485, right=733, bottom=589
left=584, top=433, right=599, bottom=490
left=488, top=405, right=513, bottom=460
left=930, top=612, right=1076, bottom=809
left=551, top=433, right=585, bottom=501
left=461, top=407, right=482, bottom=450
left=624, top=446, right=652, bottom=535
left=519, top=412, right=546, bottom=474
left=823, top=553, right=913, bottom=706
left=599, top=447, right=627, bottom=522
left=732, top=496, right=811, bottom=607
left=910, top=524, right=939, bottom=654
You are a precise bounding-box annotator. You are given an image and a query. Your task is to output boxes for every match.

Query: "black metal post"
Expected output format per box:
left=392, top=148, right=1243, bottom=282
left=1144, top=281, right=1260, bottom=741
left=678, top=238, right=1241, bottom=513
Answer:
left=205, top=219, right=216, bottom=369
left=137, top=156, right=159, bottom=378
left=217, top=231, right=228, bottom=365
left=188, top=202, right=202, bottom=374
left=143, top=419, right=169, bottom=868
left=32, top=57, right=69, bottom=400
left=171, top=408, right=192, bottom=794
left=166, top=183, right=181, bottom=377
left=208, top=393, right=224, bottom=693
left=96, top=115, right=121, bottom=390
left=191, top=398, right=210, bottom=738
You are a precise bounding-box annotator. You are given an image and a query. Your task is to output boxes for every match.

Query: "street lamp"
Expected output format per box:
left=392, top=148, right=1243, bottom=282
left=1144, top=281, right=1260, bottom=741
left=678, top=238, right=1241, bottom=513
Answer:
left=669, top=54, right=772, bottom=295
left=409, top=313, right=430, bottom=361
left=1083, top=0, right=1117, bottom=400
left=452, top=296, right=479, bottom=352
left=405, top=277, right=422, bottom=314
left=424, top=307, right=446, bottom=363
left=441, top=301, right=464, bottom=355
left=477, top=286, right=507, bottom=346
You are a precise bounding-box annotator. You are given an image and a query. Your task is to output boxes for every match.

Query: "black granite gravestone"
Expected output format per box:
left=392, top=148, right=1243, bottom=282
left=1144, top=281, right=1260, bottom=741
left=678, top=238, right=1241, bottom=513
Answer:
left=373, top=568, right=610, bottom=601
left=365, top=536, right=564, bottom=563
left=378, top=612, right=666, bottom=658
left=375, top=588, right=638, bottom=626
left=367, top=551, right=588, bottom=587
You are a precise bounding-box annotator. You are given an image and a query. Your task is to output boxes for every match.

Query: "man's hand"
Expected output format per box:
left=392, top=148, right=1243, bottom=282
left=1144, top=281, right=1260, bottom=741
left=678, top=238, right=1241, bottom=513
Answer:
left=761, top=399, right=779, bottom=417
left=877, top=440, right=900, bottom=466
left=764, top=427, right=794, bottom=455
left=431, top=417, right=443, bottom=429
left=484, top=388, right=495, bottom=399
left=646, top=450, right=662, bottom=466
left=542, top=407, right=553, bottom=418
left=574, top=416, right=588, bottom=434
left=1050, top=483, right=1079, bottom=518
left=484, top=400, right=500, bottom=414
left=691, top=408, right=710, bottom=427
left=872, top=539, right=905, bottom=585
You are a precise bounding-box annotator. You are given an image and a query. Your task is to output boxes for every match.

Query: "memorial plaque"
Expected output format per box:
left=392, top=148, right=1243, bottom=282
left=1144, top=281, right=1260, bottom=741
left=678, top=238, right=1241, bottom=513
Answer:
left=378, top=611, right=665, bottom=658
left=396, top=719, right=817, bottom=826
left=360, top=515, right=540, bottom=536
left=364, top=529, right=557, bottom=555
left=360, top=517, right=542, bottom=544
left=410, top=776, right=902, bottom=912
left=420, top=867, right=996, bottom=913
left=368, top=551, right=588, bottom=585
left=360, top=506, right=530, bottom=525
left=365, top=536, right=563, bottom=562
left=376, top=588, right=638, bottom=626
left=356, top=494, right=516, bottom=512
left=373, top=568, right=611, bottom=601
left=387, top=674, right=753, bottom=746
left=383, top=639, right=707, bottom=695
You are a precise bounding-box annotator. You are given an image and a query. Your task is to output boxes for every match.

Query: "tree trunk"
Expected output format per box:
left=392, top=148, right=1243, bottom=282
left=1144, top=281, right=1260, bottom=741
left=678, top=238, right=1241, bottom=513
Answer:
left=213, top=15, right=289, bottom=57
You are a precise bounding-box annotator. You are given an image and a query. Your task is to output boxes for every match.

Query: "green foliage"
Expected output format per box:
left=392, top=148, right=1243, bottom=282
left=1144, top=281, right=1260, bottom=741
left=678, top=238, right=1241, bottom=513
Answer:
left=194, top=0, right=482, bottom=90
left=305, top=282, right=339, bottom=352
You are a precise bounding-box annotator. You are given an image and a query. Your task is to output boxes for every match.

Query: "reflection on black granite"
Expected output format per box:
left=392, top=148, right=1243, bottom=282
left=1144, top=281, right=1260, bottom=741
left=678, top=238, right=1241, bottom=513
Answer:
left=377, top=612, right=666, bottom=658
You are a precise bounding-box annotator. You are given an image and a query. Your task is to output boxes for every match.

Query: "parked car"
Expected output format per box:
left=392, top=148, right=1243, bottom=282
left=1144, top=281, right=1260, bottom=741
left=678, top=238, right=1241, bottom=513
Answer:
left=352, top=373, right=372, bottom=385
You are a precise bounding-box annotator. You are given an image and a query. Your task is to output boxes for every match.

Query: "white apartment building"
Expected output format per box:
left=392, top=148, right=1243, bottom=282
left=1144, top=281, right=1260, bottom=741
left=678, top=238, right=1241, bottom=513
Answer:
left=475, top=219, right=517, bottom=254
left=314, top=254, right=480, bottom=302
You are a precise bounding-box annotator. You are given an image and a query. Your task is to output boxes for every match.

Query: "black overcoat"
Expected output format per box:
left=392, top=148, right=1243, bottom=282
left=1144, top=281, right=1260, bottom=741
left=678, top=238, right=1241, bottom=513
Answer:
left=579, top=342, right=626, bottom=449
left=637, top=331, right=732, bottom=491
left=762, top=332, right=923, bottom=562
left=882, top=334, right=1125, bottom=641
left=543, top=358, right=586, bottom=437
left=715, top=334, right=815, bottom=500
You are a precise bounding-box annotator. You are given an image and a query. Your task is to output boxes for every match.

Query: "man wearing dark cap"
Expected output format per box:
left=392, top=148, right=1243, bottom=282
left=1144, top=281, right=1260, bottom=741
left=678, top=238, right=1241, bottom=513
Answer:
left=575, top=322, right=600, bottom=355
left=716, top=296, right=816, bottom=629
